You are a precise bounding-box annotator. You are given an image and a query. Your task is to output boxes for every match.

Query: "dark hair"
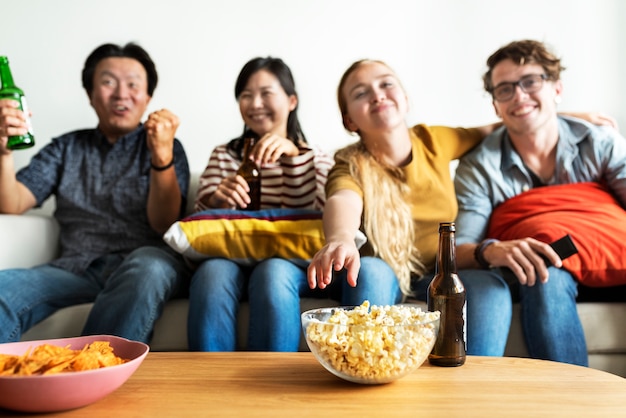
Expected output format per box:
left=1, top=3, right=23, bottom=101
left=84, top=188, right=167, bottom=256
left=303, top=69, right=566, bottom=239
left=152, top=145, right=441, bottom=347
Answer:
left=483, top=39, right=565, bottom=93
left=81, top=42, right=158, bottom=96
left=227, top=57, right=306, bottom=157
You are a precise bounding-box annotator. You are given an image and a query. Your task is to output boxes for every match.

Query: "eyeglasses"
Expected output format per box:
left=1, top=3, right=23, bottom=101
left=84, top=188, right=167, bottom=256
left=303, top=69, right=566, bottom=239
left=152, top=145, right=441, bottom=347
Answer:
left=490, top=74, right=549, bottom=102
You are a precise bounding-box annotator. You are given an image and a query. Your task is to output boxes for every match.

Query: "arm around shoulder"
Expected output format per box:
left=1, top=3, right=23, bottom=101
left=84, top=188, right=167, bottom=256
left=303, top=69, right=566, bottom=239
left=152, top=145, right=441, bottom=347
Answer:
left=561, top=111, right=618, bottom=130
left=473, top=122, right=503, bottom=139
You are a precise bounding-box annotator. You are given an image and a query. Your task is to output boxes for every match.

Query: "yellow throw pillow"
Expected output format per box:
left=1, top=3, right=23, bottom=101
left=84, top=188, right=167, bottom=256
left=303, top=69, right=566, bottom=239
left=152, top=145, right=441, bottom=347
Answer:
left=163, top=209, right=325, bottom=265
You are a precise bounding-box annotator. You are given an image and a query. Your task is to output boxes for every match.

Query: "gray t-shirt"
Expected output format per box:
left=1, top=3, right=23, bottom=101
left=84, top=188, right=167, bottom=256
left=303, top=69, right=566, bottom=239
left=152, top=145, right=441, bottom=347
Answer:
left=16, top=125, right=189, bottom=274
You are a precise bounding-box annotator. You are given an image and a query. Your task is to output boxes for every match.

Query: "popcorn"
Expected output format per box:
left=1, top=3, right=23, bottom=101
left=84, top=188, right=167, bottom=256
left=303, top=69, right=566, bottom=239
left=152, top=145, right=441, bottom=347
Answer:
left=305, top=301, right=440, bottom=382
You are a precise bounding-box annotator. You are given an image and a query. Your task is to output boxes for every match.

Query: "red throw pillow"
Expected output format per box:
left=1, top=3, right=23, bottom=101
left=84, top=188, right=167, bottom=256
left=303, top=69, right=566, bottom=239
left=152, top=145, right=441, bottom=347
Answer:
left=487, top=182, right=626, bottom=287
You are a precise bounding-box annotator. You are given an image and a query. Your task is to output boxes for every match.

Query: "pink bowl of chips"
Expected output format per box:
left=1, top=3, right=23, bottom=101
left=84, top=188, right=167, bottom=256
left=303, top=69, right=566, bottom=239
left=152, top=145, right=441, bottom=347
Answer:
left=0, top=335, right=149, bottom=413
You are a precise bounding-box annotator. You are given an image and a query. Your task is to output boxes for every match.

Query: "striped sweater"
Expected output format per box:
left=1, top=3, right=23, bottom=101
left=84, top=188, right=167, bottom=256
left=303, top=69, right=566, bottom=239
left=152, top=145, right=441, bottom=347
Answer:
left=194, top=144, right=334, bottom=212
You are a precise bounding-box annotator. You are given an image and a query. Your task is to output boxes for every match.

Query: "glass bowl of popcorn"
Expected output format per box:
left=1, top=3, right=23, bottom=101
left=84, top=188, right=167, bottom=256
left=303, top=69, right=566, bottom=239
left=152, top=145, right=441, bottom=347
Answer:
left=301, top=301, right=440, bottom=384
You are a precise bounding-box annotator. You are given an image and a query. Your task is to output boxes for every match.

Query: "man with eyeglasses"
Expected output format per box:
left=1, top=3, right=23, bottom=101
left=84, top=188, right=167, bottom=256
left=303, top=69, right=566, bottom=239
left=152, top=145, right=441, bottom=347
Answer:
left=452, top=39, right=626, bottom=366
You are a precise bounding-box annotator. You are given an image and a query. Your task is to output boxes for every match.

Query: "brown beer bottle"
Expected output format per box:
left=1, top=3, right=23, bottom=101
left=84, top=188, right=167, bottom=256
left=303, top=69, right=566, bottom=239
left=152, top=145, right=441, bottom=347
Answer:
left=237, top=135, right=261, bottom=211
left=428, top=222, right=466, bottom=367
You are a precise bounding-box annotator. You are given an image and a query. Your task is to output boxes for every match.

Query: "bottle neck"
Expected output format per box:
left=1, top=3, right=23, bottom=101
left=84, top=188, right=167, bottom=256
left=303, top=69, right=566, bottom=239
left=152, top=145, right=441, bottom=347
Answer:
left=241, top=137, right=254, bottom=161
left=436, top=229, right=458, bottom=274
left=0, top=58, right=15, bottom=90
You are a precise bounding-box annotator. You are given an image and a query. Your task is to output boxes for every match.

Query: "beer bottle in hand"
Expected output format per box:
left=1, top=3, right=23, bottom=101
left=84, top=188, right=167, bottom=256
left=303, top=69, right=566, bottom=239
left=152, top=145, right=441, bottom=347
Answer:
left=428, top=222, right=466, bottom=367
left=237, top=135, right=261, bottom=210
left=0, top=56, right=35, bottom=150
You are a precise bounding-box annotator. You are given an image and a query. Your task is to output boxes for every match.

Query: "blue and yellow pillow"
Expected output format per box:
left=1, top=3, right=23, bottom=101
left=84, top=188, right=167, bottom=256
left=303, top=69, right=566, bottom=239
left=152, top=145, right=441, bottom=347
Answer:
left=163, top=209, right=326, bottom=265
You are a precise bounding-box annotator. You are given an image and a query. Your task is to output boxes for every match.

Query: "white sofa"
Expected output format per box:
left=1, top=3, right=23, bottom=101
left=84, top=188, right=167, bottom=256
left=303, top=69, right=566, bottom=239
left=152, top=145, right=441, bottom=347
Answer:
left=3, top=176, right=625, bottom=378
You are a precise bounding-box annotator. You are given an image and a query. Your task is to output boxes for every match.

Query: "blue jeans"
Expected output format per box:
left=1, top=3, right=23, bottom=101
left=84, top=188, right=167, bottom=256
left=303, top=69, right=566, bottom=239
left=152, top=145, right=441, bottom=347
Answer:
left=0, top=246, right=189, bottom=344
left=188, top=258, right=248, bottom=351
left=517, top=266, right=587, bottom=366
left=247, top=258, right=341, bottom=351
left=333, top=256, right=404, bottom=306
left=251, top=256, right=402, bottom=351
left=187, top=256, right=403, bottom=352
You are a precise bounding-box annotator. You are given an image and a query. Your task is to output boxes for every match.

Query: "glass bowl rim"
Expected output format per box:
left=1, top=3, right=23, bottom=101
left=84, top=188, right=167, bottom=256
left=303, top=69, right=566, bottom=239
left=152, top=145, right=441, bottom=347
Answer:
left=301, top=304, right=440, bottom=328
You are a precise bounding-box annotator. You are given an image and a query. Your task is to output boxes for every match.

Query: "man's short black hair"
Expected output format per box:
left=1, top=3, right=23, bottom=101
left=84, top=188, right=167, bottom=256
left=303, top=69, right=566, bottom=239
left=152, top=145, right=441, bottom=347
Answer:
left=81, top=42, right=158, bottom=96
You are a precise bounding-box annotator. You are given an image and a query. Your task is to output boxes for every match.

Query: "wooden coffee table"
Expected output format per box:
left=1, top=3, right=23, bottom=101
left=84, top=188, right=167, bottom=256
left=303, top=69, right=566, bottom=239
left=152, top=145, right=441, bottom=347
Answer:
left=5, top=353, right=625, bottom=417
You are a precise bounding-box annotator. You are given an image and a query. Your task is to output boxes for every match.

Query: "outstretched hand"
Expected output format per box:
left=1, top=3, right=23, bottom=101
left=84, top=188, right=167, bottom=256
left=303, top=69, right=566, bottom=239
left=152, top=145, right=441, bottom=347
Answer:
left=307, top=239, right=361, bottom=290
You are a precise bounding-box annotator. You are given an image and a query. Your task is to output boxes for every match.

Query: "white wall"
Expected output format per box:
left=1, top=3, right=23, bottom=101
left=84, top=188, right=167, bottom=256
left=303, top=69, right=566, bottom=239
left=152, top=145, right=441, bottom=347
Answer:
left=2, top=0, right=624, bottom=176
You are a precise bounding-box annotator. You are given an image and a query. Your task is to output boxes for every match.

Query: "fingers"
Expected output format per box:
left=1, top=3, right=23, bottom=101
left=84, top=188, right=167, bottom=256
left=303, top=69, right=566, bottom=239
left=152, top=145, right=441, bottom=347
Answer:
left=306, top=264, right=319, bottom=289
left=145, top=109, right=179, bottom=161
left=587, top=112, right=618, bottom=130
left=508, top=246, right=540, bottom=286
left=252, top=133, right=299, bottom=165
left=0, top=121, right=25, bottom=139
left=307, top=243, right=360, bottom=290
left=0, top=101, right=28, bottom=139
left=492, top=238, right=556, bottom=286
left=213, top=175, right=250, bottom=208
left=145, top=109, right=180, bottom=133
left=307, top=249, right=339, bottom=290
left=144, top=109, right=180, bottom=145
left=595, top=113, right=618, bottom=130
left=0, top=99, right=20, bottom=109
left=344, top=258, right=360, bottom=288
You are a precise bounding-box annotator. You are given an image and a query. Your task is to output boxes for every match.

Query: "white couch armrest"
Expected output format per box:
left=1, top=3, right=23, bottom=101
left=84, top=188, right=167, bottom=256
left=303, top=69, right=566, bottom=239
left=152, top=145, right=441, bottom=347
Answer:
left=0, top=214, right=59, bottom=269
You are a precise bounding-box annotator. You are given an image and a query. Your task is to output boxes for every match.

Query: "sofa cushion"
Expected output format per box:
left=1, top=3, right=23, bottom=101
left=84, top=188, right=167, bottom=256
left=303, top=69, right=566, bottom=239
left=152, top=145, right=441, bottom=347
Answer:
left=0, top=214, right=59, bottom=269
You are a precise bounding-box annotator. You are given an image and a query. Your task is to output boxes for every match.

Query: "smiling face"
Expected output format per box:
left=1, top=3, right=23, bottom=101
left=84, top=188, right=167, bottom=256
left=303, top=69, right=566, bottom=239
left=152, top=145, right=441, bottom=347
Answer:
left=237, top=69, right=297, bottom=138
left=491, top=59, right=562, bottom=137
left=339, top=61, right=409, bottom=136
left=88, top=57, right=151, bottom=143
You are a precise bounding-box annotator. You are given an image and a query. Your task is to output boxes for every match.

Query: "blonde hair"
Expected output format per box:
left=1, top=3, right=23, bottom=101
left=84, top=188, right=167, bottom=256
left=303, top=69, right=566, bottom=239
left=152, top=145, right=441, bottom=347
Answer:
left=334, top=142, right=426, bottom=297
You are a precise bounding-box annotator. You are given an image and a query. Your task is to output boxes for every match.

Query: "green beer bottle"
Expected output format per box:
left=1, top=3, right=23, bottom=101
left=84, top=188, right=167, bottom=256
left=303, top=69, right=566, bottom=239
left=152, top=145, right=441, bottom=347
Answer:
left=0, top=56, right=35, bottom=150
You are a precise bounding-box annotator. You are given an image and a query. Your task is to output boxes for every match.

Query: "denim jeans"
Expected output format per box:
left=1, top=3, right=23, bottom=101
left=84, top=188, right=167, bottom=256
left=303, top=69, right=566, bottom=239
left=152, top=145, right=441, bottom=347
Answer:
left=0, top=246, right=189, bottom=344
left=247, top=258, right=342, bottom=352
left=187, top=256, right=403, bottom=352
left=188, top=258, right=248, bottom=351
left=413, top=267, right=588, bottom=366
left=517, top=266, right=587, bottom=366
left=333, top=256, right=404, bottom=306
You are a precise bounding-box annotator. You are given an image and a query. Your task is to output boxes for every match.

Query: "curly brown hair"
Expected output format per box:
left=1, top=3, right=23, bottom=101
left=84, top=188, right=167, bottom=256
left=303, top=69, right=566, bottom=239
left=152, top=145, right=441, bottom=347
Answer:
left=483, top=39, right=566, bottom=93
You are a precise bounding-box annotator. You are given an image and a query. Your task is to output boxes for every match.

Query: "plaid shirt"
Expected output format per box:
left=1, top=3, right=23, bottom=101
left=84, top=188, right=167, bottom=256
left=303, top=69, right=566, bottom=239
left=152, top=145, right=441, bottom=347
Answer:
left=16, top=125, right=189, bottom=274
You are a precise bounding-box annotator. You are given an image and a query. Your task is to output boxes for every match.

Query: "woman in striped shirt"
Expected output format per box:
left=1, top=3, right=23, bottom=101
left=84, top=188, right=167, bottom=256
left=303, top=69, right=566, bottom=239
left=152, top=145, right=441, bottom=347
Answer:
left=188, top=57, right=334, bottom=352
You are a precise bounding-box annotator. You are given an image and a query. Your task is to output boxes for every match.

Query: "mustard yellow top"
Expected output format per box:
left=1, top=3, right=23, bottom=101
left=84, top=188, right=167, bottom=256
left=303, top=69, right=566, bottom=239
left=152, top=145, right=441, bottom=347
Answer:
left=326, top=124, right=482, bottom=271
